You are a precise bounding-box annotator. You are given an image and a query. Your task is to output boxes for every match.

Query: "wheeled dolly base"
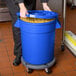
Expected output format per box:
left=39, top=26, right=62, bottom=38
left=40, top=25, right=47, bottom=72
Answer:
left=21, top=57, right=56, bottom=74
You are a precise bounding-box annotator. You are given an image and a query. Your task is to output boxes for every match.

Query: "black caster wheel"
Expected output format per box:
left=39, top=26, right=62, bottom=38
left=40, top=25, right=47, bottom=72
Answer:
left=71, top=4, right=75, bottom=9
left=61, top=44, right=65, bottom=51
left=71, top=6, right=75, bottom=9
left=45, top=68, right=52, bottom=74
left=27, top=68, right=33, bottom=73
left=53, top=61, right=57, bottom=66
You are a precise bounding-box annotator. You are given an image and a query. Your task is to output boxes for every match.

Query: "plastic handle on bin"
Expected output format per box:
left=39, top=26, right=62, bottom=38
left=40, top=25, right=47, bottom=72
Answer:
left=56, top=19, right=61, bottom=29
left=26, top=14, right=36, bottom=18
left=16, top=12, right=36, bottom=18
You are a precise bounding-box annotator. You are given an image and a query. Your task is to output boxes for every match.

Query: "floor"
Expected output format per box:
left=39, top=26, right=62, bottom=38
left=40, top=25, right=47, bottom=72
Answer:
left=0, top=6, right=76, bottom=76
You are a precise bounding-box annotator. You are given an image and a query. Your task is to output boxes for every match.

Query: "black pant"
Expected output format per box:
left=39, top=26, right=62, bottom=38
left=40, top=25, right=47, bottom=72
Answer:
left=6, top=0, right=36, bottom=56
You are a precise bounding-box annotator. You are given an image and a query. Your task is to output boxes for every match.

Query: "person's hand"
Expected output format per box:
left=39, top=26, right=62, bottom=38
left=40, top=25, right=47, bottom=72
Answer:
left=19, top=3, right=28, bottom=17
left=42, top=3, right=51, bottom=11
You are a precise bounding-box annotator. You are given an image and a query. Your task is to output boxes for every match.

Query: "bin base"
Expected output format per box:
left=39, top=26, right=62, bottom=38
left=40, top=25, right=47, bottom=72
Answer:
left=21, top=57, right=56, bottom=69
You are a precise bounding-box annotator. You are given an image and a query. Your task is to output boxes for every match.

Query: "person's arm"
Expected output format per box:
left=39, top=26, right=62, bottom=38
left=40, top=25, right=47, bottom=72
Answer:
left=41, top=0, right=51, bottom=11
left=19, top=3, right=28, bottom=17
left=15, top=0, right=28, bottom=17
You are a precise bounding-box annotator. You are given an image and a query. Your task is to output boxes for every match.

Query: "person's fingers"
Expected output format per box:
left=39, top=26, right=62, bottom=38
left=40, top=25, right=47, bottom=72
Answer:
left=26, top=11, right=29, bottom=15
left=25, top=11, right=29, bottom=17
left=45, top=6, right=51, bottom=11
left=20, top=10, right=28, bottom=18
left=20, top=10, right=24, bottom=17
left=20, top=6, right=28, bottom=18
left=20, top=12, right=26, bottom=17
left=47, top=7, right=52, bottom=11
left=43, top=5, right=52, bottom=11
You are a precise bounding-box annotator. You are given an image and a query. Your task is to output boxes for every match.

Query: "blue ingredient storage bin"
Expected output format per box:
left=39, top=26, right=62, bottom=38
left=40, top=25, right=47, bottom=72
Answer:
left=15, top=10, right=61, bottom=70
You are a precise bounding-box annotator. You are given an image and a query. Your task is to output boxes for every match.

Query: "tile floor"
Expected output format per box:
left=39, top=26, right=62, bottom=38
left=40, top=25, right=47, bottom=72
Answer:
left=0, top=6, right=76, bottom=76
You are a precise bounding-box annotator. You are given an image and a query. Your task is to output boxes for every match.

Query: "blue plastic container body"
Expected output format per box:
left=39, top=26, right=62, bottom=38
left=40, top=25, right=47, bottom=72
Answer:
left=15, top=10, right=61, bottom=65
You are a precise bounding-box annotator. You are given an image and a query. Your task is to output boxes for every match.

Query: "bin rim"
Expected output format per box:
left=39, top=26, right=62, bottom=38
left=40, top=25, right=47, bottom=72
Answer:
left=17, top=10, right=58, bottom=19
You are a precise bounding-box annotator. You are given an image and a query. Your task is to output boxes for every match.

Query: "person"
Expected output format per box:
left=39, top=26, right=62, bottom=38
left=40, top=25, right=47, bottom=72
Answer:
left=6, top=0, right=51, bottom=66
